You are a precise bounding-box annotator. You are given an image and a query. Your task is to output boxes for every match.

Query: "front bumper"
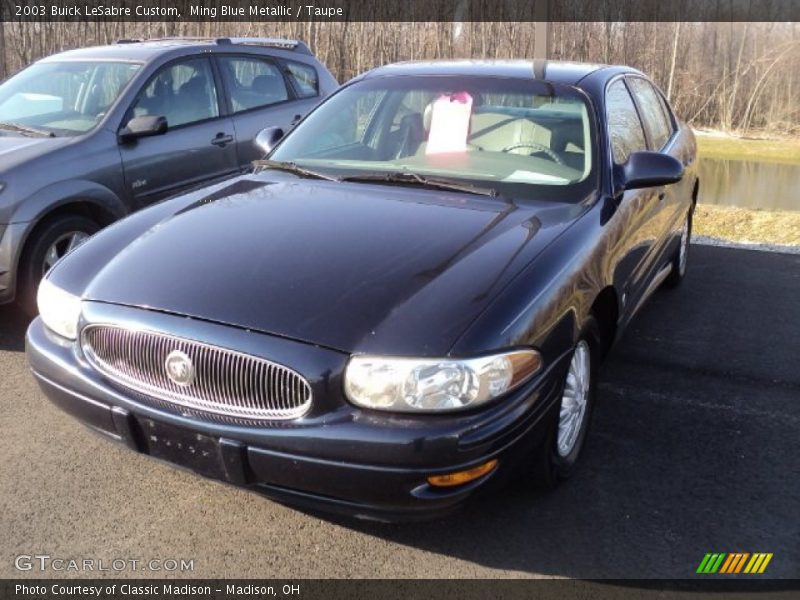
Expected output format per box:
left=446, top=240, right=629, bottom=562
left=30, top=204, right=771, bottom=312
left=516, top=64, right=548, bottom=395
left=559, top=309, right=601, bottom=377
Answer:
left=0, top=221, right=32, bottom=304
left=26, top=309, right=566, bottom=521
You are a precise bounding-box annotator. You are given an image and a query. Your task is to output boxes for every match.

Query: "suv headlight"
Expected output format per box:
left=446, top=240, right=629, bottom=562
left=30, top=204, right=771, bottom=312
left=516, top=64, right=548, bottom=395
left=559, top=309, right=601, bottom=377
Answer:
left=37, top=278, right=81, bottom=340
left=344, top=349, right=541, bottom=412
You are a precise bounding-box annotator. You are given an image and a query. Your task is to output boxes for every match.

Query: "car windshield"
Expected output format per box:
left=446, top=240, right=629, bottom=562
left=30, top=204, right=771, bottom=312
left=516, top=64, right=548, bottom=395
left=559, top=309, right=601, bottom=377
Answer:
left=271, top=75, right=596, bottom=201
left=0, top=60, right=141, bottom=136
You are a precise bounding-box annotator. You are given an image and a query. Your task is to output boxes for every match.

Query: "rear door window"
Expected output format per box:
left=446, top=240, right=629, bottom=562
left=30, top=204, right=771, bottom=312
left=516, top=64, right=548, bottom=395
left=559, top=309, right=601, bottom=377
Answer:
left=628, top=77, right=672, bottom=150
left=285, top=61, right=319, bottom=98
left=218, top=56, right=289, bottom=113
left=606, top=79, right=647, bottom=164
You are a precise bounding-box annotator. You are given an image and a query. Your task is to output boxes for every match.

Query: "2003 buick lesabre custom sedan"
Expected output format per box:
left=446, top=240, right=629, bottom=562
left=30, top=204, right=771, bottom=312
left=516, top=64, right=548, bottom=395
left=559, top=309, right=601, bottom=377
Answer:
left=27, top=60, right=698, bottom=521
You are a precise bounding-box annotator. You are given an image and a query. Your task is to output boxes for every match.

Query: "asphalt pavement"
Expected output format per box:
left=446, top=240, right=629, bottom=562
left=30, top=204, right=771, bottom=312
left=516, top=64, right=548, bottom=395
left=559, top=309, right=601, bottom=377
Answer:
left=0, top=244, right=797, bottom=579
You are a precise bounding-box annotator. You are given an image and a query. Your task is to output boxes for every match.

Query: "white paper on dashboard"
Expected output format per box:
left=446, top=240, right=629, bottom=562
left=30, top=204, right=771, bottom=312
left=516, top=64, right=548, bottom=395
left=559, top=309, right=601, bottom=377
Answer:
left=502, top=170, right=570, bottom=184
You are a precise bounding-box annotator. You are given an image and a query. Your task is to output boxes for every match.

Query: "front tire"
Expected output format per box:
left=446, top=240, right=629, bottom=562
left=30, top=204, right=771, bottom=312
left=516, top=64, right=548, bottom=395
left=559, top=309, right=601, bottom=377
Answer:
left=530, top=317, right=600, bottom=490
left=16, top=214, right=98, bottom=315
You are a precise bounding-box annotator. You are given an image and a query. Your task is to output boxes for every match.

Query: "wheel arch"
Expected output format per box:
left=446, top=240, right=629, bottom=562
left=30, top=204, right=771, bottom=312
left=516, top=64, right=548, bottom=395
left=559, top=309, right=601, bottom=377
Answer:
left=12, top=178, right=127, bottom=264
left=8, top=184, right=126, bottom=303
left=16, top=198, right=121, bottom=269
left=589, top=285, right=620, bottom=360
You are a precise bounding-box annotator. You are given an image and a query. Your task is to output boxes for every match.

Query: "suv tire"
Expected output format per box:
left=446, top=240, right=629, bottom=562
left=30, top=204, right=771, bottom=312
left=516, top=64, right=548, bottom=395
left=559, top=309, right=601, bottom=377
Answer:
left=17, top=214, right=99, bottom=315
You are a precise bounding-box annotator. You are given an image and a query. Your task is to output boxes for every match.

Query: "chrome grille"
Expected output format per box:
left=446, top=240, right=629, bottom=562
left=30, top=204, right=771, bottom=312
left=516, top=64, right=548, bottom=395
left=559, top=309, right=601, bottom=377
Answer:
left=81, top=325, right=312, bottom=420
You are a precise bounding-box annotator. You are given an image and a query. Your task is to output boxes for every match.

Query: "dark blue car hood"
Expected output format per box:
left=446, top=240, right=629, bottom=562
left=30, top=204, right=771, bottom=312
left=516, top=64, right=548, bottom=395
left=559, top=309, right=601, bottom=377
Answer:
left=79, top=177, right=582, bottom=355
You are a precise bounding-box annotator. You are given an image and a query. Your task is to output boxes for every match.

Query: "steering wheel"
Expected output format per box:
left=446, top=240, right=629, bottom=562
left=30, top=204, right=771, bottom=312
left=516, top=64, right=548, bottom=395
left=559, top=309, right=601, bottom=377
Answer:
left=501, top=142, right=565, bottom=166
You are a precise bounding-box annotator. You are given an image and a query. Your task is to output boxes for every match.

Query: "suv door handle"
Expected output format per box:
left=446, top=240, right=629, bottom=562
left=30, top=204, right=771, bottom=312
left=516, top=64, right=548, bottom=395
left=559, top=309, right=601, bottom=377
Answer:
left=211, top=133, right=233, bottom=147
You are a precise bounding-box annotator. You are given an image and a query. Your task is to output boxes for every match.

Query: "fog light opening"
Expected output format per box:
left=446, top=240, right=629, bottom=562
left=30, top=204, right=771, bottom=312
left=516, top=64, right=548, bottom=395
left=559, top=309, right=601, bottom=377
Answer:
left=427, top=459, right=498, bottom=488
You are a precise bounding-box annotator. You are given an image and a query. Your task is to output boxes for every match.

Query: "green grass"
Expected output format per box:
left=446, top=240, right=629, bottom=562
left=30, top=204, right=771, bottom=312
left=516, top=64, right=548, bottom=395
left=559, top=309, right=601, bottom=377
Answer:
left=694, top=205, right=800, bottom=246
left=696, top=134, right=800, bottom=164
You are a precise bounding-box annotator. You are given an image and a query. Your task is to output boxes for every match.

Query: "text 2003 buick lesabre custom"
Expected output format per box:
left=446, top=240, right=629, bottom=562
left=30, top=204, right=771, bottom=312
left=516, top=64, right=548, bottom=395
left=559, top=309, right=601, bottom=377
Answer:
left=27, top=60, right=697, bottom=520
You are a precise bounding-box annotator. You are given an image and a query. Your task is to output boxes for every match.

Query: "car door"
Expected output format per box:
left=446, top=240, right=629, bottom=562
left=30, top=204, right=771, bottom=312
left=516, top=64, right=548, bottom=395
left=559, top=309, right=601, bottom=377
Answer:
left=118, top=56, right=239, bottom=207
left=605, top=77, right=664, bottom=316
left=626, top=76, right=683, bottom=266
left=216, top=55, right=322, bottom=166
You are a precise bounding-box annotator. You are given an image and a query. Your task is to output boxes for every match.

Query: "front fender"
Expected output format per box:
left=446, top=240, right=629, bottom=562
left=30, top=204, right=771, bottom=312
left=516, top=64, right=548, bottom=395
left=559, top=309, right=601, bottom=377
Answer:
left=9, top=179, right=128, bottom=225
left=450, top=198, right=612, bottom=364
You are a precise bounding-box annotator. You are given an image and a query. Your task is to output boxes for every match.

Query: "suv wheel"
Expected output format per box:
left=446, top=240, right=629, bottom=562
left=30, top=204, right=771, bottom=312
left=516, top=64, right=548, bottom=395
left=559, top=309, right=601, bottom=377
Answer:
left=17, top=215, right=99, bottom=315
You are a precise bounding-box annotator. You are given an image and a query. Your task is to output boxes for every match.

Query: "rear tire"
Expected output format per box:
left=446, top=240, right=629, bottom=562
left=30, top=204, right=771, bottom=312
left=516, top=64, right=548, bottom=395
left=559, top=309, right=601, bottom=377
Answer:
left=16, top=214, right=99, bottom=315
left=530, top=316, right=600, bottom=490
left=663, top=210, right=692, bottom=289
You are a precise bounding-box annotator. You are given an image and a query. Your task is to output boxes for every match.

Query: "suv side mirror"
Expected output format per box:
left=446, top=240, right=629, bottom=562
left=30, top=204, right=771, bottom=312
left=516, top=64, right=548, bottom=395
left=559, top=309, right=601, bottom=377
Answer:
left=119, top=115, right=168, bottom=143
left=617, top=151, right=684, bottom=192
left=254, top=126, right=284, bottom=156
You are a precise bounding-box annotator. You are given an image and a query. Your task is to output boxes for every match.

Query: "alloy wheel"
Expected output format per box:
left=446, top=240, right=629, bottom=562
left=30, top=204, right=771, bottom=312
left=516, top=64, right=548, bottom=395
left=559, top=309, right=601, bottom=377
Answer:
left=678, top=217, right=690, bottom=277
left=42, top=231, right=90, bottom=276
left=557, top=340, right=591, bottom=457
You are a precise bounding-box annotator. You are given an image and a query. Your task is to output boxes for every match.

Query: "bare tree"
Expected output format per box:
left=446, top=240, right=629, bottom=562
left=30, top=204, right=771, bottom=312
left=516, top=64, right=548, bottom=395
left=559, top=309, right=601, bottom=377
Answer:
left=0, top=20, right=797, bottom=134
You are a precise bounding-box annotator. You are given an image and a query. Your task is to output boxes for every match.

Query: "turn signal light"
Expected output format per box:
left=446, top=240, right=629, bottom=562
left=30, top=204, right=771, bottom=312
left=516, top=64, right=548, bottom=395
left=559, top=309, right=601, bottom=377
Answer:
left=427, top=459, right=498, bottom=488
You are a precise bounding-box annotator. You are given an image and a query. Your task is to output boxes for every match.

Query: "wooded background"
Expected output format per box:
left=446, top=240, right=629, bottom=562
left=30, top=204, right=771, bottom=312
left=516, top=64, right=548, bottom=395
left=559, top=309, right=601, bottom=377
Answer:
left=0, top=21, right=797, bottom=134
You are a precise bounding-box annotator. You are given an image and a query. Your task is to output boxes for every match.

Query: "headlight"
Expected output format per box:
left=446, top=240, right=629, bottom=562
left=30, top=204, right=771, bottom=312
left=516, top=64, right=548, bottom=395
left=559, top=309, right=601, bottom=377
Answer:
left=37, top=278, right=81, bottom=340
left=344, top=349, right=541, bottom=412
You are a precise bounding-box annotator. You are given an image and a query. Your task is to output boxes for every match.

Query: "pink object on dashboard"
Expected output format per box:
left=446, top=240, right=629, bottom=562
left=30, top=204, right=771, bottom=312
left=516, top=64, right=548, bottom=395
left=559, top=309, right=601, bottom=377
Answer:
left=426, top=92, right=473, bottom=154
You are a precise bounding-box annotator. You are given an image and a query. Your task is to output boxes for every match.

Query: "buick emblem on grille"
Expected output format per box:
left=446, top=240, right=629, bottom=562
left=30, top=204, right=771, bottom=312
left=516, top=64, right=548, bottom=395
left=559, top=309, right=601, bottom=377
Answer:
left=82, top=325, right=312, bottom=419
left=165, top=350, right=195, bottom=386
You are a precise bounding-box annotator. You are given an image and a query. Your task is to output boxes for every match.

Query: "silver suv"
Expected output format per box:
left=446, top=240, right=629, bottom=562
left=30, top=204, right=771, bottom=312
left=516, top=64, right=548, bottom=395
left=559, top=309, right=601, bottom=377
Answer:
left=0, top=37, right=337, bottom=311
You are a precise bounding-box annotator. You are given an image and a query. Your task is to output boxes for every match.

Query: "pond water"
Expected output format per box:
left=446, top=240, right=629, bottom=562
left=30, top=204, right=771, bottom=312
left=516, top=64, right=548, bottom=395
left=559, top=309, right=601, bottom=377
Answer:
left=698, top=158, right=800, bottom=212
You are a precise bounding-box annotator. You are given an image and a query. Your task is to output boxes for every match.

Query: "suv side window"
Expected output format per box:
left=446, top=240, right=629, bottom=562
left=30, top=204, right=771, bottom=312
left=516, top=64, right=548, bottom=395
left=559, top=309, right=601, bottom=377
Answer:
left=218, top=56, right=289, bottom=113
left=628, top=77, right=672, bottom=150
left=606, top=79, right=647, bottom=164
left=131, top=57, right=219, bottom=128
left=285, top=61, right=319, bottom=98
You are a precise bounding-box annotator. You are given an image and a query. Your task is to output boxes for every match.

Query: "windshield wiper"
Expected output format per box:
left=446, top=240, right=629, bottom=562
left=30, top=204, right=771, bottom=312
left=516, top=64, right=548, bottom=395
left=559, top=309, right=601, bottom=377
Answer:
left=0, top=122, right=55, bottom=138
left=253, top=159, right=339, bottom=182
left=341, top=171, right=498, bottom=197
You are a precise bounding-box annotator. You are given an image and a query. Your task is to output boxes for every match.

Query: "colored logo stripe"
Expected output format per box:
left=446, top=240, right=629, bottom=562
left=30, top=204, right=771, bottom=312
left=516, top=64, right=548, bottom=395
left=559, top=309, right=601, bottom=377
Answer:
left=744, top=553, right=773, bottom=574
left=720, top=553, right=750, bottom=573
left=697, top=552, right=773, bottom=574
left=697, top=553, right=726, bottom=573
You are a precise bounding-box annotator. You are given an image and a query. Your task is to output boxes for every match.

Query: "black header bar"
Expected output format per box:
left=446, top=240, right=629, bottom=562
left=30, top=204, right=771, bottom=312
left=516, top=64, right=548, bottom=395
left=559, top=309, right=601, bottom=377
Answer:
left=2, top=579, right=797, bottom=600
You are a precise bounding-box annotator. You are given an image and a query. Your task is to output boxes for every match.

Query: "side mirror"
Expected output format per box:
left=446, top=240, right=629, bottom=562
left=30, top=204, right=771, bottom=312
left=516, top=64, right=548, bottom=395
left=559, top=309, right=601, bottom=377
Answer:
left=254, top=126, right=284, bottom=156
left=617, top=151, right=684, bottom=192
left=118, top=115, right=168, bottom=143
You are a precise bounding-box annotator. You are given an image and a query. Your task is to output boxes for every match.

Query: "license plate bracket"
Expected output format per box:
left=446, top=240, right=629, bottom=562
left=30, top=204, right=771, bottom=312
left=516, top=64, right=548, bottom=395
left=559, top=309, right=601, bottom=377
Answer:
left=138, top=418, right=226, bottom=481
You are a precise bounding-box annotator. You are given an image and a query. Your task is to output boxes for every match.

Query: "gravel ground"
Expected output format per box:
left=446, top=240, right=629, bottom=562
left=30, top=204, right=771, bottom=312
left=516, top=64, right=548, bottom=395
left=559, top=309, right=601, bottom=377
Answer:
left=693, top=235, right=800, bottom=254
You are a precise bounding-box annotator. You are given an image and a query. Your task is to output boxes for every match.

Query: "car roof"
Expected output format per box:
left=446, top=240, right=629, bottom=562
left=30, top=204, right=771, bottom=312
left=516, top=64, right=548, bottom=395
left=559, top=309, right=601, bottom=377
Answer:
left=359, top=59, right=636, bottom=87
left=38, top=38, right=312, bottom=64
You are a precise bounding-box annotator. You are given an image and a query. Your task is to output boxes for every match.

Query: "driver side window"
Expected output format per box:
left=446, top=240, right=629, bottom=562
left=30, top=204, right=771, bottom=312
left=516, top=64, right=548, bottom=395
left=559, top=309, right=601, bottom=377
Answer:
left=606, top=79, right=646, bottom=164
left=130, top=58, right=220, bottom=129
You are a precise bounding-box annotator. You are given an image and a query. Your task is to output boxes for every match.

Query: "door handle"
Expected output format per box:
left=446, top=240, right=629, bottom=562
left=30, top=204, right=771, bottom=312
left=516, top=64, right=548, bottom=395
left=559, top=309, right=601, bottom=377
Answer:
left=658, top=191, right=666, bottom=201
left=290, top=114, right=302, bottom=126
left=211, top=133, right=233, bottom=147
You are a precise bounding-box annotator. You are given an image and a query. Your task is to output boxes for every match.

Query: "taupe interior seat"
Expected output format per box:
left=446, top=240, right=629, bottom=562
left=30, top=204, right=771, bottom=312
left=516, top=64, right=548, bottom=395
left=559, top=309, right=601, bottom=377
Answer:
left=416, top=103, right=558, bottom=158
left=469, top=112, right=551, bottom=153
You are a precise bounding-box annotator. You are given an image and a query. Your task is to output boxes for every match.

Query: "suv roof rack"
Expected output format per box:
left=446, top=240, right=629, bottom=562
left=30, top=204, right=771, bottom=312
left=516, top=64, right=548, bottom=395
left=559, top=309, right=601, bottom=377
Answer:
left=114, top=37, right=312, bottom=55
